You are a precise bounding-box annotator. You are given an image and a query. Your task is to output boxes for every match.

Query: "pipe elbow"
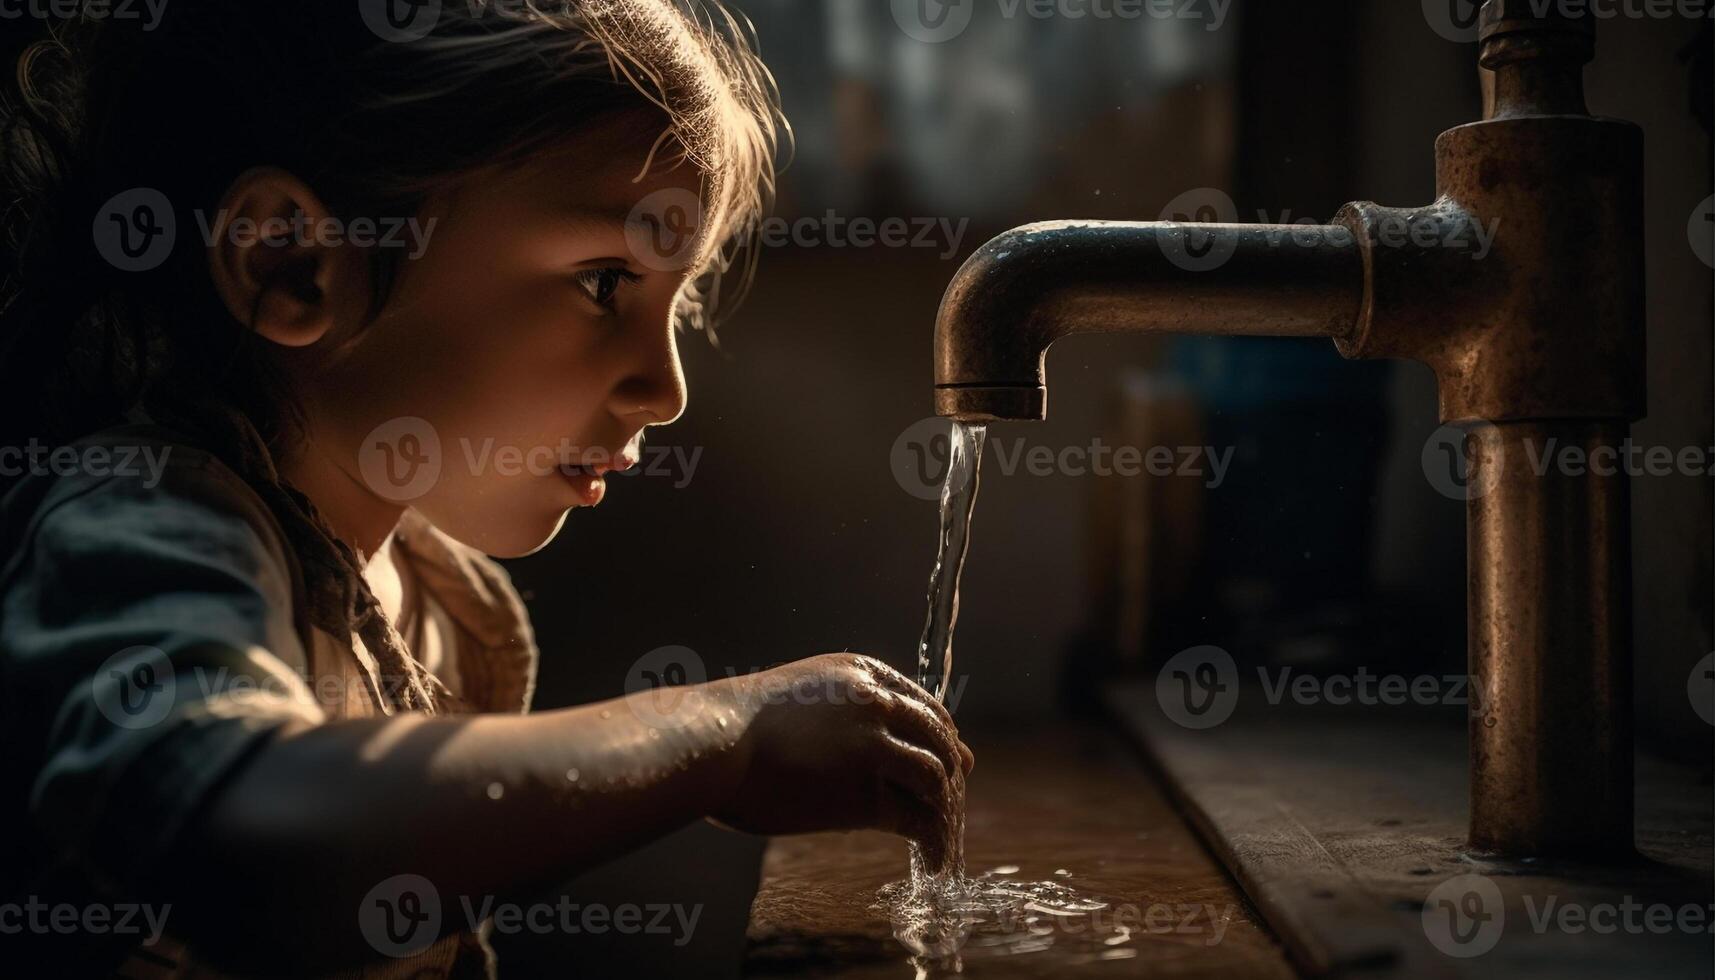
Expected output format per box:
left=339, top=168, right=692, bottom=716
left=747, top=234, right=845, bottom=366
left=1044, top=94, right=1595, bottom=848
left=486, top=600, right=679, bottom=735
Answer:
left=932, top=220, right=1365, bottom=421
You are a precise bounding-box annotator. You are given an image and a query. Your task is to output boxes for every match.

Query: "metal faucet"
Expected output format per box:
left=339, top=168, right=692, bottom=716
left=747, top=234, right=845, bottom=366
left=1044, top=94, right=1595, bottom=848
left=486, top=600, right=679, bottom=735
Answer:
left=932, top=0, right=1642, bottom=859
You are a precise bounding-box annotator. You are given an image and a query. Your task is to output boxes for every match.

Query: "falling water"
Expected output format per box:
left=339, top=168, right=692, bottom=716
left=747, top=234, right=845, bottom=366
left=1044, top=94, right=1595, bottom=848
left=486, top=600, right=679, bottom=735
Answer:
left=877, top=420, right=1108, bottom=969
left=915, top=420, right=987, bottom=701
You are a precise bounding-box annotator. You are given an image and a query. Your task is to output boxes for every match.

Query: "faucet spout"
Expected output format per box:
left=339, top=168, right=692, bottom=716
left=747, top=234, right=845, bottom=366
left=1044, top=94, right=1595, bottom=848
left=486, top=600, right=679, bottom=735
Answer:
left=932, top=220, right=1365, bottom=420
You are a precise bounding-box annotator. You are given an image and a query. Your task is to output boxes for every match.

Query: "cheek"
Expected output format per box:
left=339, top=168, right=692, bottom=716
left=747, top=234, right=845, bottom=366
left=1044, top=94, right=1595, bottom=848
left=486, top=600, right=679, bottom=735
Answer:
left=375, top=269, right=617, bottom=420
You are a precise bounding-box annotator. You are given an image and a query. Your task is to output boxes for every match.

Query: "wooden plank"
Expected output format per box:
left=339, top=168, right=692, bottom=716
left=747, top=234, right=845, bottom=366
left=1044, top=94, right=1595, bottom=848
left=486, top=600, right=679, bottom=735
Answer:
left=1108, top=683, right=1714, bottom=980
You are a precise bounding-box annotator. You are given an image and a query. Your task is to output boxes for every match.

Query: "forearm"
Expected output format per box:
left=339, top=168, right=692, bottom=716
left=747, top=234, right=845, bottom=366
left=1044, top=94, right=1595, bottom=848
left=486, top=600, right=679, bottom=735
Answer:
left=168, top=685, right=748, bottom=970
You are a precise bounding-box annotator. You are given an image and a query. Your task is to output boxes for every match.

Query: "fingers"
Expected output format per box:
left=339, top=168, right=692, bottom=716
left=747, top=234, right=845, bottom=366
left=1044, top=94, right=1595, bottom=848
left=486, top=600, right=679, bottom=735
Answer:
left=881, top=734, right=949, bottom=807
left=883, top=690, right=969, bottom=783
left=858, top=657, right=958, bottom=730
left=876, top=738, right=952, bottom=870
left=848, top=656, right=973, bottom=775
left=847, top=659, right=974, bottom=782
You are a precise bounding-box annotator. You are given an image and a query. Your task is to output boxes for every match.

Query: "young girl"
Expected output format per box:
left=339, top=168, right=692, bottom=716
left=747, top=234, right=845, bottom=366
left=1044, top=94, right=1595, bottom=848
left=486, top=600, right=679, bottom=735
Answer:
left=0, top=2, right=972, bottom=975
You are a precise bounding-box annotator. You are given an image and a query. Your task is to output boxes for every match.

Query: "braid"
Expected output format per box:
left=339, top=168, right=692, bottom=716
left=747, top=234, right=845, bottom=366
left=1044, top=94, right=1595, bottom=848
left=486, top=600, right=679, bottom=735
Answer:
left=146, top=395, right=447, bottom=715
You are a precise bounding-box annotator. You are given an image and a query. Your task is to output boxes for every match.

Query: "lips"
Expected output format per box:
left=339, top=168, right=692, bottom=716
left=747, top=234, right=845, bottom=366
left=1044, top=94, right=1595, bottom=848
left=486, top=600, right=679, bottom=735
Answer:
left=561, top=454, right=635, bottom=478
left=556, top=446, right=639, bottom=507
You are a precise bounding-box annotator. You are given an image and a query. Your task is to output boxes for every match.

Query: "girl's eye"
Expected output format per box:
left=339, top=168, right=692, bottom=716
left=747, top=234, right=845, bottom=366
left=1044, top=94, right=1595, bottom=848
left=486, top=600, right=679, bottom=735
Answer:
left=572, top=268, right=640, bottom=310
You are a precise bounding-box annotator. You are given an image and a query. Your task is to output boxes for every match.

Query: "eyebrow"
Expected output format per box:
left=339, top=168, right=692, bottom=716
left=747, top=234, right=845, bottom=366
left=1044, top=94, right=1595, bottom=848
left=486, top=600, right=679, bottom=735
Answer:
left=555, top=207, right=632, bottom=236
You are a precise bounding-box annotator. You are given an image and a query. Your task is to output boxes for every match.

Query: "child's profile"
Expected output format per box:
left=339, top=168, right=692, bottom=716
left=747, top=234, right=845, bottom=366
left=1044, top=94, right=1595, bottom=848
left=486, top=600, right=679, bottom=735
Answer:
left=0, top=2, right=971, bottom=975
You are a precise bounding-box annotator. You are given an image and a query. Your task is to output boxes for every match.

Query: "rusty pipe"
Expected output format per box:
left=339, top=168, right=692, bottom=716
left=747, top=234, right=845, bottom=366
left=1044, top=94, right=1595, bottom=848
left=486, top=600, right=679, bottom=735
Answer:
left=1467, top=421, right=1634, bottom=856
left=932, top=221, right=1364, bottom=421
left=929, top=0, right=1644, bottom=858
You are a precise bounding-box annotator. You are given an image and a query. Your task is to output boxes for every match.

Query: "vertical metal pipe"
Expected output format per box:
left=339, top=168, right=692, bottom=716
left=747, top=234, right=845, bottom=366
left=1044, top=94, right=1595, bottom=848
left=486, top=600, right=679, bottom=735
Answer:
left=1466, top=421, right=1634, bottom=856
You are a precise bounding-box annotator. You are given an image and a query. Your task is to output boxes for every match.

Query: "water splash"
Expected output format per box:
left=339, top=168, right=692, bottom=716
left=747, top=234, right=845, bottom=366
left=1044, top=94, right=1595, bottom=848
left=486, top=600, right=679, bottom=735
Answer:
left=882, top=420, right=1108, bottom=969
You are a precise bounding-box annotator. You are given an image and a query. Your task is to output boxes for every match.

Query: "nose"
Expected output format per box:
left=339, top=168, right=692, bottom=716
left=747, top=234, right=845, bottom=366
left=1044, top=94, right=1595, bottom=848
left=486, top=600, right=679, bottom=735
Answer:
left=608, top=315, right=688, bottom=427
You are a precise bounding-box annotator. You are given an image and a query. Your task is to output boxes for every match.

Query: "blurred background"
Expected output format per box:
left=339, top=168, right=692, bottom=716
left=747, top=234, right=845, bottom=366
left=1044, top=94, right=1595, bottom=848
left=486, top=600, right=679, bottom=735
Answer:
left=492, top=2, right=1711, bottom=973
left=511, top=0, right=1710, bottom=744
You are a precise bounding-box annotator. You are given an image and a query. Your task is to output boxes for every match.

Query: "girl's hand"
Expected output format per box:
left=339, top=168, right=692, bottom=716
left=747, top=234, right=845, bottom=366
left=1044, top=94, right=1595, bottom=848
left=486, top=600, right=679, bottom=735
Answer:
left=709, top=654, right=975, bottom=868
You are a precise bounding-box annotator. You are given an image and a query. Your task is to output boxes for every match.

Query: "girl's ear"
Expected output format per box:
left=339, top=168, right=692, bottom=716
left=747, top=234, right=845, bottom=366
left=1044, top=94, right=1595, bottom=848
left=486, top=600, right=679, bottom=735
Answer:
left=206, top=167, right=367, bottom=348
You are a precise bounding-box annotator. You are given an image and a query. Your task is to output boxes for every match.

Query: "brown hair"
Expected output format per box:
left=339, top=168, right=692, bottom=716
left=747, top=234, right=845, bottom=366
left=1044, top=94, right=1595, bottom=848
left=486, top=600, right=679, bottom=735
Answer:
left=0, top=0, right=785, bottom=712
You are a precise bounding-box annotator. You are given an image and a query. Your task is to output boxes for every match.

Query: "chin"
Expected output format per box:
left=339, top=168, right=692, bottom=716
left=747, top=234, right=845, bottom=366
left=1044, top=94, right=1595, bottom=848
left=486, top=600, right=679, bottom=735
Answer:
left=418, top=502, right=574, bottom=559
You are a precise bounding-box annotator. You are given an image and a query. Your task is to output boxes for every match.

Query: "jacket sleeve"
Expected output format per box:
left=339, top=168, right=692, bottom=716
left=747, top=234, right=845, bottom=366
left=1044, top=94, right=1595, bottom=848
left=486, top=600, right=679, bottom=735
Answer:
left=0, top=451, right=327, bottom=899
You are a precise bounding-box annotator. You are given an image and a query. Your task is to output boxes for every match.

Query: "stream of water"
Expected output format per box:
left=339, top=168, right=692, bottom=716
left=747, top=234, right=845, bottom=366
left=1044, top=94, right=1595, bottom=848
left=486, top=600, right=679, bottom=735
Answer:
left=876, top=420, right=1109, bottom=968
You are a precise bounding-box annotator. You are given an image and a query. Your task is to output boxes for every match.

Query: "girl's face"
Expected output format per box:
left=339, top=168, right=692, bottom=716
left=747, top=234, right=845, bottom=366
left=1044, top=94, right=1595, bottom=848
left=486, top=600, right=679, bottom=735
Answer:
left=292, top=116, right=706, bottom=557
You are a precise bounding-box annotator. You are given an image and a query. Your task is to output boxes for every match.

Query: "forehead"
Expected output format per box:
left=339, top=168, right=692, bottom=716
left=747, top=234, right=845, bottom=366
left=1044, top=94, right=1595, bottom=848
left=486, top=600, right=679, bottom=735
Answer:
left=500, top=111, right=705, bottom=214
